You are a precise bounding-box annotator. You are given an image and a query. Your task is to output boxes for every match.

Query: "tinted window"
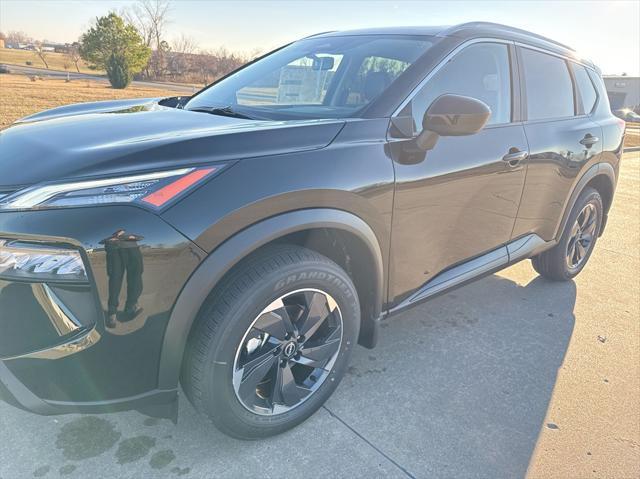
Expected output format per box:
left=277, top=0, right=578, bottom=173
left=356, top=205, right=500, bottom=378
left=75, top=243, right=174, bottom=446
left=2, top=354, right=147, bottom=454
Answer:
left=572, top=64, right=598, bottom=114
left=186, top=36, right=433, bottom=120
left=521, top=48, right=574, bottom=120
left=412, top=43, right=512, bottom=129
left=345, top=56, right=412, bottom=106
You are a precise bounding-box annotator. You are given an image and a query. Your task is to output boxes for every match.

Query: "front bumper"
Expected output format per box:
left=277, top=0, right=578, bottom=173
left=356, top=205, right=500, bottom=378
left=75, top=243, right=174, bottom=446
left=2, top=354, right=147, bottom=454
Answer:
left=0, top=205, right=205, bottom=417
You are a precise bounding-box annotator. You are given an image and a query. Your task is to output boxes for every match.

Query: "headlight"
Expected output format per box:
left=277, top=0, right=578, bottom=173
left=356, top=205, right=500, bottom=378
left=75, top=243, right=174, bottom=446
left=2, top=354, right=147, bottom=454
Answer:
left=0, top=165, right=226, bottom=211
left=0, top=240, right=87, bottom=282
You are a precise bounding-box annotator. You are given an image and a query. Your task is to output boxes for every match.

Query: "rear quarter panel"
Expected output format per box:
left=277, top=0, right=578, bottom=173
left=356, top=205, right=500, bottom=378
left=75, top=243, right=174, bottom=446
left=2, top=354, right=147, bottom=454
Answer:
left=589, top=70, right=625, bottom=177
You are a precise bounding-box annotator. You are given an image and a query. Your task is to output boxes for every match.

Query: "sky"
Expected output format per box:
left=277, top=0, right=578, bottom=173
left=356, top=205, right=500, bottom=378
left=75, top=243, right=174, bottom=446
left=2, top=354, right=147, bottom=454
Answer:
left=1, top=0, right=638, bottom=75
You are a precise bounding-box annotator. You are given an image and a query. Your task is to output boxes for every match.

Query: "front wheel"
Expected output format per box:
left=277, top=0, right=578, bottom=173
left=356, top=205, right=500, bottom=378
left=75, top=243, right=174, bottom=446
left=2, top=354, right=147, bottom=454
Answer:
left=532, top=187, right=603, bottom=281
left=181, top=244, right=360, bottom=439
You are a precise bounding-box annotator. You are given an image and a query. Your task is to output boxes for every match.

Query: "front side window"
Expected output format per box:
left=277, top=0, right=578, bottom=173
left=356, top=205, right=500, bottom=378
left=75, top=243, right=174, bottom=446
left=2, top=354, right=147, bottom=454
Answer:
left=411, top=42, right=512, bottom=131
left=521, top=48, right=574, bottom=120
left=571, top=63, right=598, bottom=114
left=186, top=35, right=434, bottom=120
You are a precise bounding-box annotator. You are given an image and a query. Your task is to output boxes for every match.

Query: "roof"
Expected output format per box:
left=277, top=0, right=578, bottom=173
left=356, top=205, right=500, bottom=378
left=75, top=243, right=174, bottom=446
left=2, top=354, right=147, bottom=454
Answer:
left=312, top=22, right=595, bottom=69
left=310, top=26, right=448, bottom=37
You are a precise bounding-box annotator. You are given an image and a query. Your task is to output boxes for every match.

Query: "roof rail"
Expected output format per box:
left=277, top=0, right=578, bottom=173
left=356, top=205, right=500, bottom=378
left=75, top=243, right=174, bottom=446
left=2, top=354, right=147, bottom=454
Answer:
left=303, top=31, right=337, bottom=39
left=441, top=21, right=576, bottom=52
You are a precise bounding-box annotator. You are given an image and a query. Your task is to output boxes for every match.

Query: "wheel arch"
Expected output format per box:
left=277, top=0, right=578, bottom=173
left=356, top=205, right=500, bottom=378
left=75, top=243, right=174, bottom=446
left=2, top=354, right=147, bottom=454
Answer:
left=157, top=208, right=385, bottom=390
left=555, top=162, right=616, bottom=241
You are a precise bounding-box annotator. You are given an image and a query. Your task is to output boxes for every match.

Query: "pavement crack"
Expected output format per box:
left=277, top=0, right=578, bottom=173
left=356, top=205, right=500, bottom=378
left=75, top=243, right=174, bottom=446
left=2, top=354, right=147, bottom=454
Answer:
left=597, top=247, right=640, bottom=260
left=323, top=405, right=417, bottom=479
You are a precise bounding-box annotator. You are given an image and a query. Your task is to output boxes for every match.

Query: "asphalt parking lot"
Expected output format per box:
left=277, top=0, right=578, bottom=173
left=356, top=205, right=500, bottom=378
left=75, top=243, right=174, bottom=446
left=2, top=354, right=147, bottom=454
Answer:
left=1, top=151, right=638, bottom=479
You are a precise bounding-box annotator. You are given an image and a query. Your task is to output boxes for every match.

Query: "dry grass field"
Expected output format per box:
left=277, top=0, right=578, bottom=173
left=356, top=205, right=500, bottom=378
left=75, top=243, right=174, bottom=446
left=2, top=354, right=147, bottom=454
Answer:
left=0, top=47, right=102, bottom=74
left=625, top=123, right=640, bottom=148
left=0, top=74, right=175, bottom=128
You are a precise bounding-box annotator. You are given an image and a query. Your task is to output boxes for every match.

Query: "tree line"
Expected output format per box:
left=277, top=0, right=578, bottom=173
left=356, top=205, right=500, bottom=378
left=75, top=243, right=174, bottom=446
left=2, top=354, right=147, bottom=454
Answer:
left=2, top=0, right=258, bottom=89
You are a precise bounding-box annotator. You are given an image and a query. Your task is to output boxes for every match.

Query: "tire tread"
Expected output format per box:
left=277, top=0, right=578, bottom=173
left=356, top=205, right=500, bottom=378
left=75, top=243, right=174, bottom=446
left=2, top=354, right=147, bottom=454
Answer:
left=181, top=244, right=350, bottom=431
left=532, top=187, right=602, bottom=281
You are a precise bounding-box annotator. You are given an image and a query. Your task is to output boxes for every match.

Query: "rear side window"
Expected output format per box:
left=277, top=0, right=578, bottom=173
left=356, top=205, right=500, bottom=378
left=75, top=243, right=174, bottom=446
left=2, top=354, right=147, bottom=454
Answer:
left=521, top=48, right=574, bottom=120
left=572, top=63, right=598, bottom=114
left=411, top=42, right=512, bottom=129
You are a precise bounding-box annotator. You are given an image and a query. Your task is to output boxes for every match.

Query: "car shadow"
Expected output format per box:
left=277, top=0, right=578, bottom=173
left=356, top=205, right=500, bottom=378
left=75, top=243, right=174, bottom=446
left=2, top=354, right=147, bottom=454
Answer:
left=1, top=269, right=577, bottom=479
left=324, top=271, right=577, bottom=478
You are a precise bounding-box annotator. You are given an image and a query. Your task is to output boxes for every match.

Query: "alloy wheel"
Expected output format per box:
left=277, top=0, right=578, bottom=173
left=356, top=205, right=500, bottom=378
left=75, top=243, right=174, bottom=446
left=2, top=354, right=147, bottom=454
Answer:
left=232, top=289, right=343, bottom=415
left=566, top=203, right=598, bottom=269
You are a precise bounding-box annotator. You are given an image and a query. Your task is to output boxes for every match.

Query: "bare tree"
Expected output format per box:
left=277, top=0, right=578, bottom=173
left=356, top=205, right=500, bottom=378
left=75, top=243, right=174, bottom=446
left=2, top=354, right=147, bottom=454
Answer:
left=167, top=34, right=198, bottom=78
left=123, top=0, right=171, bottom=78
left=212, top=46, right=247, bottom=78
left=6, top=31, right=32, bottom=45
left=248, top=48, right=264, bottom=62
left=171, top=34, right=197, bottom=56
left=68, top=43, right=82, bottom=73
left=34, top=41, right=50, bottom=69
left=193, top=50, right=217, bottom=85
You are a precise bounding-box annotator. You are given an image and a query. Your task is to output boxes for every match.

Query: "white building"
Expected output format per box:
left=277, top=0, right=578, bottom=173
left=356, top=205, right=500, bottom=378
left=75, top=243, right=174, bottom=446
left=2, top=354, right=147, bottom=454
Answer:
left=604, top=76, right=640, bottom=111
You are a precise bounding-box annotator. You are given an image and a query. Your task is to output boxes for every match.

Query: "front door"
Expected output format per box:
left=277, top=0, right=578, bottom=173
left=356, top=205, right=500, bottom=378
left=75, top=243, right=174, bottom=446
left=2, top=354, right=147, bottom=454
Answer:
left=388, top=41, right=528, bottom=304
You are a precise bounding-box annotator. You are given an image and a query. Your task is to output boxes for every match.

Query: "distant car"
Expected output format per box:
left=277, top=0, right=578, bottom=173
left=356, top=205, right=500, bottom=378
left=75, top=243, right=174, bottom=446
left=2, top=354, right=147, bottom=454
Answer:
left=0, top=21, right=625, bottom=439
left=0, top=64, right=10, bottom=74
left=614, top=108, right=640, bottom=123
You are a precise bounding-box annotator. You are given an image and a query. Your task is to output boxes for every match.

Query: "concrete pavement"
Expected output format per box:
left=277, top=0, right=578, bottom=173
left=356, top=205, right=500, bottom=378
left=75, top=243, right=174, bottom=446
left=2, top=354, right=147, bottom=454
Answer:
left=0, top=152, right=638, bottom=479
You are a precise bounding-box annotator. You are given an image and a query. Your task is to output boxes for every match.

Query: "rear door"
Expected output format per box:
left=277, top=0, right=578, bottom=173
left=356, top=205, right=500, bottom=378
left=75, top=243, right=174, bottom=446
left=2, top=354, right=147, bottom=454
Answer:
left=388, top=41, right=529, bottom=304
left=512, top=47, right=603, bottom=241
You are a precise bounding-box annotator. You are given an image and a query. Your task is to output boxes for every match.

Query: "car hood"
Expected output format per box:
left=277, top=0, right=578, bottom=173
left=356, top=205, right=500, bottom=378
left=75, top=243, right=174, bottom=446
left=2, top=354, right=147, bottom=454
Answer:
left=0, top=98, right=346, bottom=188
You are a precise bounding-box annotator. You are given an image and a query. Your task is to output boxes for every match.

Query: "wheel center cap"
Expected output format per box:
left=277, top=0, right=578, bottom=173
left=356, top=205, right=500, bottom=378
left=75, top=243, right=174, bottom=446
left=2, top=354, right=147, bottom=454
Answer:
left=283, top=341, right=297, bottom=358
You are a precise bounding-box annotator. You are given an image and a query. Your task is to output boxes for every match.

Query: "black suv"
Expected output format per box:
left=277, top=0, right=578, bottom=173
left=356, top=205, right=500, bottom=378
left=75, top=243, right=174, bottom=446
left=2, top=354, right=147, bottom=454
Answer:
left=0, top=22, right=625, bottom=439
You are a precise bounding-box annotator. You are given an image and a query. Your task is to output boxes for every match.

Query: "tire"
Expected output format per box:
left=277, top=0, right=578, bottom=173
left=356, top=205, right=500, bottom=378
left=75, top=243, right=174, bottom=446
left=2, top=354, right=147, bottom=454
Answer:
left=532, top=187, right=603, bottom=281
left=181, top=244, right=360, bottom=439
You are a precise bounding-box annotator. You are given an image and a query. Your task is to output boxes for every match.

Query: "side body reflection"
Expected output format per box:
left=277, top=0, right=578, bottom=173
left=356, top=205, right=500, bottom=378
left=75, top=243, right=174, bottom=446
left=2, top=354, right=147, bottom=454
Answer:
left=100, top=229, right=144, bottom=328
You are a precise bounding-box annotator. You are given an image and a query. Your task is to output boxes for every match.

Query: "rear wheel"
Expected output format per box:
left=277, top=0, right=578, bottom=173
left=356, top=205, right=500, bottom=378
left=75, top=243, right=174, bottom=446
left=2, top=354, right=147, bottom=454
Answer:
left=181, top=244, right=360, bottom=439
left=532, top=187, right=603, bottom=281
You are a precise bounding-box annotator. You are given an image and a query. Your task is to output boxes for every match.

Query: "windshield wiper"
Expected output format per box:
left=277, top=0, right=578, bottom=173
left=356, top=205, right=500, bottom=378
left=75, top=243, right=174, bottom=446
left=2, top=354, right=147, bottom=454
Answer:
left=187, top=105, right=261, bottom=120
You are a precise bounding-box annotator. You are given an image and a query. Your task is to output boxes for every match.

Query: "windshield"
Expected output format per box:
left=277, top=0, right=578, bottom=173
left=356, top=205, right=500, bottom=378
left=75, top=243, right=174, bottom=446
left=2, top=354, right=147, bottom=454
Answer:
left=185, top=35, right=434, bottom=120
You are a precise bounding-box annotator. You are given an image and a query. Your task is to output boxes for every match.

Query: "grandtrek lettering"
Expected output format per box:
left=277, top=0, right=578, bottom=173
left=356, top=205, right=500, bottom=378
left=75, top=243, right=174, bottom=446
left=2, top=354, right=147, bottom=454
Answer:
left=274, top=272, right=354, bottom=299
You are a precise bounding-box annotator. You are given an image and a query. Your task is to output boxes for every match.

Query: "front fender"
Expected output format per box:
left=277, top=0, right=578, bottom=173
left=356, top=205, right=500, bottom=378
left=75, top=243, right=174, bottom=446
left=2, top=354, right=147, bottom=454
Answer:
left=157, top=208, right=384, bottom=390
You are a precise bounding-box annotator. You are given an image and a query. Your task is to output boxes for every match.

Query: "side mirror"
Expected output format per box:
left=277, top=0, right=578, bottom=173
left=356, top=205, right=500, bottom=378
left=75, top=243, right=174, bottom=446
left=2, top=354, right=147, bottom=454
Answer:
left=416, top=94, right=491, bottom=151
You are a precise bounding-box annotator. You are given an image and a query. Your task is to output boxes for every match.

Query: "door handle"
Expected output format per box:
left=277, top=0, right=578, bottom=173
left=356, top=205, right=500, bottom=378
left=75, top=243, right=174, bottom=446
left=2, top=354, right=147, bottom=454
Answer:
left=502, top=149, right=528, bottom=166
left=579, top=134, right=600, bottom=147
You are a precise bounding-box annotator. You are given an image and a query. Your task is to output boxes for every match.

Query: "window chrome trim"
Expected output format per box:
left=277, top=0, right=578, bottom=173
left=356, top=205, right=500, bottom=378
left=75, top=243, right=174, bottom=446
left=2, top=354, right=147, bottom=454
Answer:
left=513, top=41, right=595, bottom=71
left=393, top=36, right=599, bottom=119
